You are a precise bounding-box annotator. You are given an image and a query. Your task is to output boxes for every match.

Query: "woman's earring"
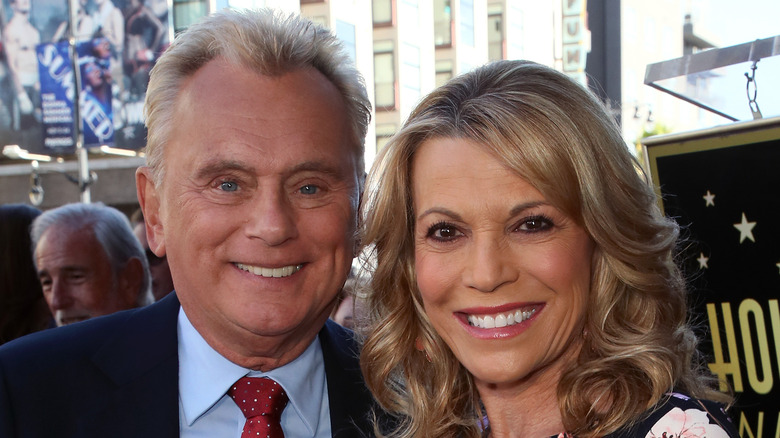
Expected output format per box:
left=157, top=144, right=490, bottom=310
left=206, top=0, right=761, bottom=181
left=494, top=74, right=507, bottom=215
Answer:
left=415, top=337, right=432, bottom=363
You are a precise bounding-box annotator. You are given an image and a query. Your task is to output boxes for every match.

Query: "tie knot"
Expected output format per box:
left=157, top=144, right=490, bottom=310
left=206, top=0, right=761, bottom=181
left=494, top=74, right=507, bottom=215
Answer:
left=228, top=377, right=289, bottom=420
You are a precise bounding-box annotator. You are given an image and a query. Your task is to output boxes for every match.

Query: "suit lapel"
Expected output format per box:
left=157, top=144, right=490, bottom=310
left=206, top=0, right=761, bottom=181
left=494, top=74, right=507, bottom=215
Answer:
left=320, top=320, right=375, bottom=437
left=80, top=293, right=181, bottom=437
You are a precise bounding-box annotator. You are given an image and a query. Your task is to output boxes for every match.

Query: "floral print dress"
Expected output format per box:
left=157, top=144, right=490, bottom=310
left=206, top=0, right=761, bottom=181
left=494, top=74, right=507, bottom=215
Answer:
left=545, top=393, right=738, bottom=438
left=606, top=392, right=738, bottom=438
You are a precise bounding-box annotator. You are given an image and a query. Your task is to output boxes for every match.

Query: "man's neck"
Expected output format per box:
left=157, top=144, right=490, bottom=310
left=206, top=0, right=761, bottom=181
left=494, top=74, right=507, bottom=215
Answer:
left=186, top=309, right=329, bottom=372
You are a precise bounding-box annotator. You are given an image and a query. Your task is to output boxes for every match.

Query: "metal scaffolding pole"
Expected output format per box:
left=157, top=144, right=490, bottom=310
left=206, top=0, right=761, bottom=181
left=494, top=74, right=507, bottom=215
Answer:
left=65, top=0, right=91, bottom=203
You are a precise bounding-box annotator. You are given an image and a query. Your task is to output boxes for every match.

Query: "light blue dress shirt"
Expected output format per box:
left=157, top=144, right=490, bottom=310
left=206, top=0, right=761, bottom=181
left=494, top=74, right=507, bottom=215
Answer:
left=177, top=308, right=331, bottom=437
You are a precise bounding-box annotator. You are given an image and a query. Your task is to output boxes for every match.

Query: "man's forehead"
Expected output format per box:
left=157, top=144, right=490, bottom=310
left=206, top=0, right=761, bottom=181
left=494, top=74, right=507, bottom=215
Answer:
left=162, top=60, right=362, bottom=182
left=37, top=225, right=99, bottom=255
left=38, top=264, right=89, bottom=275
left=192, top=153, right=355, bottom=174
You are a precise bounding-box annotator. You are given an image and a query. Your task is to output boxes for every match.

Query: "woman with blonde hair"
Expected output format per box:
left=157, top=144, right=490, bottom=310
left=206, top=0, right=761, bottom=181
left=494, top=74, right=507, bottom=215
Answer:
left=359, top=60, right=737, bottom=438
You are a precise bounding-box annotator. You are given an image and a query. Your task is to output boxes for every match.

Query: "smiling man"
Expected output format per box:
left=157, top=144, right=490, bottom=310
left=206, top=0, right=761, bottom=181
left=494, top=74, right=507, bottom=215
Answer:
left=0, top=9, right=374, bottom=438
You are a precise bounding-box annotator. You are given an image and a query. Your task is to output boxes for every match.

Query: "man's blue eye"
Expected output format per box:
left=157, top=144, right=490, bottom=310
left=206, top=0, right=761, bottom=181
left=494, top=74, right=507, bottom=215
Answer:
left=300, top=185, right=319, bottom=195
left=220, top=181, right=238, bottom=192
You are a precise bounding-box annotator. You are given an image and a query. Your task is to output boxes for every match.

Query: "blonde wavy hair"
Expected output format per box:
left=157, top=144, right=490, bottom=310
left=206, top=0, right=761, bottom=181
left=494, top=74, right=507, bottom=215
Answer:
left=359, top=60, right=729, bottom=438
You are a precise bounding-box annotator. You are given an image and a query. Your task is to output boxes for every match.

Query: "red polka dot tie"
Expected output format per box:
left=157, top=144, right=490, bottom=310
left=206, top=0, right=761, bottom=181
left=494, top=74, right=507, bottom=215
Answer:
left=228, top=377, right=289, bottom=438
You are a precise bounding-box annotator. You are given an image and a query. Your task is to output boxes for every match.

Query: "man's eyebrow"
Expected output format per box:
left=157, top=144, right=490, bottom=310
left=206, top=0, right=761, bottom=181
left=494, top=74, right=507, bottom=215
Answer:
left=194, top=160, right=255, bottom=180
left=287, top=160, right=345, bottom=177
left=193, top=159, right=351, bottom=182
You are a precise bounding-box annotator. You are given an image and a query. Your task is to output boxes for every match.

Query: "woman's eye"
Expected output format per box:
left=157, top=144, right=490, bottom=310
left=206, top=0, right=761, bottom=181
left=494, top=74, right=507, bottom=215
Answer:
left=427, top=222, right=461, bottom=241
left=517, top=215, right=553, bottom=232
left=219, top=181, right=238, bottom=192
left=300, top=184, right=319, bottom=195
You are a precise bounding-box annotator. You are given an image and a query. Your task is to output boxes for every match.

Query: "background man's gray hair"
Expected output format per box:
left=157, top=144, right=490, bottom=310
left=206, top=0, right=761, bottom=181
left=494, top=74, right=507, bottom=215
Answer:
left=31, top=203, right=153, bottom=306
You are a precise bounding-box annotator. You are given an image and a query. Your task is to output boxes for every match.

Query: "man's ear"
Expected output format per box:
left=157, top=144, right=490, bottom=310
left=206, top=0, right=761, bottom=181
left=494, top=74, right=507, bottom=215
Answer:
left=119, top=257, right=145, bottom=306
left=136, top=166, right=165, bottom=255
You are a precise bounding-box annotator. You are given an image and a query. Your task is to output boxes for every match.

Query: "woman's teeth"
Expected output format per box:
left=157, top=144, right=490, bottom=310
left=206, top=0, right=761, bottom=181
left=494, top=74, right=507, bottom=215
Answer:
left=468, top=308, right=537, bottom=329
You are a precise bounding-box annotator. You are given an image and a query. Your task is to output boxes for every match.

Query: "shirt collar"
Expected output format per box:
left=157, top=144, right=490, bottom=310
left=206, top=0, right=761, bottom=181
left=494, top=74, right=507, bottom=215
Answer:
left=249, top=331, right=326, bottom=436
left=178, top=307, right=326, bottom=435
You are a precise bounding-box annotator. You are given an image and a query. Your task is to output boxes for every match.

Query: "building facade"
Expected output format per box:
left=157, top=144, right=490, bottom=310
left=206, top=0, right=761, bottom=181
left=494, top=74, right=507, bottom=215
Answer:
left=0, top=0, right=734, bottom=211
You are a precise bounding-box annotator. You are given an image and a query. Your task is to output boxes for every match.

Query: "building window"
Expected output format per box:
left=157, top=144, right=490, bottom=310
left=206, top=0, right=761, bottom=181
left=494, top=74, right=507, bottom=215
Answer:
left=435, top=60, right=453, bottom=88
left=459, top=60, right=475, bottom=74
left=644, top=16, right=657, bottom=53
left=460, top=0, right=474, bottom=47
left=400, top=43, right=421, bottom=106
left=487, top=4, right=503, bottom=61
left=374, top=41, right=396, bottom=110
left=624, top=7, right=637, bottom=43
left=507, top=3, right=524, bottom=58
left=336, top=20, right=357, bottom=66
left=434, top=0, right=452, bottom=47
left=308, top=16, right=327, bottom=27
left=373, top=0, right=394, bottom=26
left=376, top=123, right=397, bottom=151
left=226, top=0, right=267, bottom=9
left=173, top=0, right=208, bottom=34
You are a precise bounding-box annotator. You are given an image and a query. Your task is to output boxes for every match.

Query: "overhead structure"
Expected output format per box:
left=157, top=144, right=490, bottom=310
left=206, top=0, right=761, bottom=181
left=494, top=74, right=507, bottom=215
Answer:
left=644, top=34, right=780, bottom=122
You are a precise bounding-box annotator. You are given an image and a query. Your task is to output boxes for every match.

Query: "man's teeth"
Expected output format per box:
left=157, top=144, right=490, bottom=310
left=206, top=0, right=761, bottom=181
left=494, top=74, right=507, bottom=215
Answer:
left=236, top=263, right=302, bottom=278
left=468, top=308, right=536, bottom=329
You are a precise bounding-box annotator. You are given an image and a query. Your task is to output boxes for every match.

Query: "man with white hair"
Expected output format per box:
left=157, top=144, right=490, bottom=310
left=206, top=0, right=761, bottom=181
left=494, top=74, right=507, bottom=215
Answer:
left=30, top=202, right=153, bottom=326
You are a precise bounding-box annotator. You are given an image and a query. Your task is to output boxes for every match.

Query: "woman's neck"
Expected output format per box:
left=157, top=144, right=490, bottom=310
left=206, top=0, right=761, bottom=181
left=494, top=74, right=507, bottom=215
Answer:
left=476, top=359, right=572, bottom=438
left=480, top=384, right=563, bottom=438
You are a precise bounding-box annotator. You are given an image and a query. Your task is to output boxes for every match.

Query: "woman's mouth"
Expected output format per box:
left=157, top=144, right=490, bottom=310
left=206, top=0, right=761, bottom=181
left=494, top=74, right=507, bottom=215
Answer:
left=467, top=308, right=537, bottom=329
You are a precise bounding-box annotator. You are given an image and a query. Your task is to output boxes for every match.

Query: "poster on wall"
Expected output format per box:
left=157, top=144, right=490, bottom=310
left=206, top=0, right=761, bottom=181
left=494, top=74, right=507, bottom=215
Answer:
left=644, top=117, right=780, bottom=437
left=1, top=0, right=169, bottom=154
left=36, top=40, right=74, bottom=151
left=0, top=0, right=64, bottom=153
left=76, top=37, right=114, bottom=147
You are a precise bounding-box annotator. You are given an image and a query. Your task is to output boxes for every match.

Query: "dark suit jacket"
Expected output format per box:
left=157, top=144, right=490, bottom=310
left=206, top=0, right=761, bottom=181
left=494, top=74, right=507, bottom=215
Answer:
left=0, top=293, right=376, bottom=437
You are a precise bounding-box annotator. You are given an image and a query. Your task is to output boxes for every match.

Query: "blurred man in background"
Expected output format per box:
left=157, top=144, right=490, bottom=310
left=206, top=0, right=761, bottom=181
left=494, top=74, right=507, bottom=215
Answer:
left=31, top=202, right=152, bottom=326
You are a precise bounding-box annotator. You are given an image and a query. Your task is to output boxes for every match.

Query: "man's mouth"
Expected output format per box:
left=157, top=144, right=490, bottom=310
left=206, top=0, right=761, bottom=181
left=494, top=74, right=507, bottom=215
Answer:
left=56, top=313, right=90, bottom=326
left=467, top=308, right=538, bottom=329
left=235, top=263, right=303, bottom=278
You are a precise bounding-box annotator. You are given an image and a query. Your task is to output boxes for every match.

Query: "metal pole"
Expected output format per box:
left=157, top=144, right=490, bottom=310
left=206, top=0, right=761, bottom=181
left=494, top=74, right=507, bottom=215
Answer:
left=66, top=0, right=90, bottom=203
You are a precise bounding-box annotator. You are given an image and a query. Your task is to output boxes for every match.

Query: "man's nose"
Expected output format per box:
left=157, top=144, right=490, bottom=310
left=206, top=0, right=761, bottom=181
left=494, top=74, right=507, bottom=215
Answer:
left=244, top=189, right=299, bottom=246
left=48, top=279, right=74, bottom=310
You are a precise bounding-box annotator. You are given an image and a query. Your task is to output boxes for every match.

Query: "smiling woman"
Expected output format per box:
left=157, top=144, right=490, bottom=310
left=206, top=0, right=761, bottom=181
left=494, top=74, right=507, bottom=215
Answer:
left=412, top=135, right=594, bottom=386
left=358, top=60, right=739, bottom=438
